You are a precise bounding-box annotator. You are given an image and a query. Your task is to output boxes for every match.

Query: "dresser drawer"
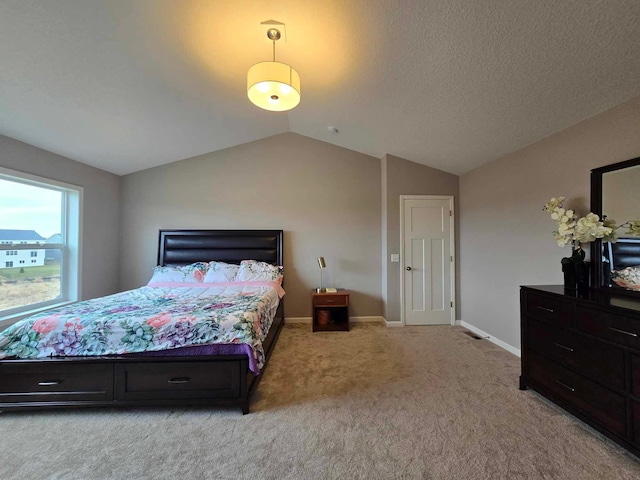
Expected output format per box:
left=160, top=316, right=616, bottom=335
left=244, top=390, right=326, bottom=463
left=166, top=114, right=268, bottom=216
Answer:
left=527, top=318, right=624, bottom=390
left=116, top=361, right=240, bottom=401
left=0, top=361, right=113, bottom=404
left=314, top=294, right=348, bottom=307
left=632, top=355, right=640, bottom=397
left=527, top=352, right=626, bottom=436
left=576, top=306, right=640, bottom=349
left=525, top=292, right=574, bottom=328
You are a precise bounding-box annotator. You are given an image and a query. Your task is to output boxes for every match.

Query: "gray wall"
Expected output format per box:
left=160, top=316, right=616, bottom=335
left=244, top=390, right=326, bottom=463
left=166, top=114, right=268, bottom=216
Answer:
left=460, top=95, right=640, bottom=350
left=382, top=154, right=460, bottom=322
left=120, top=132, right=383, bottom=318
left=0, top=134, right=121, bottom=300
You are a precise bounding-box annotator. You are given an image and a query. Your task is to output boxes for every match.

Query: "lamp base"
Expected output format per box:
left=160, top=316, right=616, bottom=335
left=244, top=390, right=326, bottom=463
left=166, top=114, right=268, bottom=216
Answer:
left=316, top=288, right=326, bottom=293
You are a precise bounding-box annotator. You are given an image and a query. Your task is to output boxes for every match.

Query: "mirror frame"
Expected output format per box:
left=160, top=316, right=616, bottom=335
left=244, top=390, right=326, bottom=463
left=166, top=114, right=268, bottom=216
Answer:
left=590, top=155, right=640, bottom=297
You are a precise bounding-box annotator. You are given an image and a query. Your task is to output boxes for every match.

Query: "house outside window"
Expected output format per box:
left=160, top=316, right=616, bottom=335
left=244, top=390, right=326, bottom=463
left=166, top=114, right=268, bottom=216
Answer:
left=0, top=167, right=83, bottom=319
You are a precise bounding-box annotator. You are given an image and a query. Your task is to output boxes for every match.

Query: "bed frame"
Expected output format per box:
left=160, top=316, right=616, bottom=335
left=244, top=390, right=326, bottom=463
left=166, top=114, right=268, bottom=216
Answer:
left=0, top=229, right=284, bottom=414
left=606, top=237, right=640, bottom=271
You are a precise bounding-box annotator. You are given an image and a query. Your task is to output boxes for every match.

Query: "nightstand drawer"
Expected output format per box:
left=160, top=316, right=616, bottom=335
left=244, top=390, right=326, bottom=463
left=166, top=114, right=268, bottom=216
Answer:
left=314, top=294, right=348, bottom=307
left=525, top=292, right=574, bottom=328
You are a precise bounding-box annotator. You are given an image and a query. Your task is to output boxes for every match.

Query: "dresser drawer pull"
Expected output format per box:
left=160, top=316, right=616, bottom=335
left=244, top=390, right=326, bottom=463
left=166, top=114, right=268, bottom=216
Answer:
left=325, top=299, right=335, bottom=303
left=38, top=380, right=63, bottom=386
left=168, top=377, right=190, bottom=384
left=607, top=327, right=638, bottom=337
left=554, top=343, right=574, bottom=352
left=537, top=306, right=554, bottom=313
left=554, top=379, right=575, bottom=392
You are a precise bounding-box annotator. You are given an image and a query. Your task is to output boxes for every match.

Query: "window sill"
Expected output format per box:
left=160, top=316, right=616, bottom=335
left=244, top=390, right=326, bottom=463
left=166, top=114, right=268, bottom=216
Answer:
left=0, top=301, right=74, bottom=330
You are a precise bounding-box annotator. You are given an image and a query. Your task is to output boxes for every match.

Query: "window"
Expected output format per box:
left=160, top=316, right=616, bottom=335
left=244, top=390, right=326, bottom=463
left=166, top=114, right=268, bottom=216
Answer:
left=0, top=167, right=82, bottom=318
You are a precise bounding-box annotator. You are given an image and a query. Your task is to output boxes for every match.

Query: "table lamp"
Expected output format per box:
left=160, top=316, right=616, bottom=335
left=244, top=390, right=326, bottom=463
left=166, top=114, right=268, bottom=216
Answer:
left=317, top=256, right=326, bottom=293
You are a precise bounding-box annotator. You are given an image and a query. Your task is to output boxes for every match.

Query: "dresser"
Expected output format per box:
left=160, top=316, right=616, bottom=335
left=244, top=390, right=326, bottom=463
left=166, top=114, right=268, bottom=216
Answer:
left=520, top=285, right=640, bottom=457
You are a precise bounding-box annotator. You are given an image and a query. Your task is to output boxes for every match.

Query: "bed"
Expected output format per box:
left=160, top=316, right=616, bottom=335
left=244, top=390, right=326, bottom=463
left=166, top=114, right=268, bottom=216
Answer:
left=0, top=229, right=284, bottom=414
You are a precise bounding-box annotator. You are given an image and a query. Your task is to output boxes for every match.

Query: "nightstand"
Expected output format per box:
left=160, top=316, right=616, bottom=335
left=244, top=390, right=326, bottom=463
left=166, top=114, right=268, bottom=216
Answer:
left=312, top=289, right=349, bottom=332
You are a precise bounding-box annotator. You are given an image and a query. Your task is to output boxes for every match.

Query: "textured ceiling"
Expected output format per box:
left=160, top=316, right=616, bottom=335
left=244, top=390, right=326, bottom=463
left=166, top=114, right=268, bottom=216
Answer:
left=1, top=0, right=640, bottom=175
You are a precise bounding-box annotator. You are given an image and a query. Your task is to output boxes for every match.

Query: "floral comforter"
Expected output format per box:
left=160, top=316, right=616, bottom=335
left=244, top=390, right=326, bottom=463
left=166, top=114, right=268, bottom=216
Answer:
left=0, top=282, right=282, bottom=373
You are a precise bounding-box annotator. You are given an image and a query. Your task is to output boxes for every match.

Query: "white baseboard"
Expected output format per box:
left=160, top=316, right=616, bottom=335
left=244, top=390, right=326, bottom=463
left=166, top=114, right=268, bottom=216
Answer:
left=384, top=319, right=403, bottom=327
left=286, top=316, right=385, bottom=324
left=352, top=316, right=385, bottom=324
left=285, top=317, right=312, bottom=324
left=460, top=321, right=521, bottom=357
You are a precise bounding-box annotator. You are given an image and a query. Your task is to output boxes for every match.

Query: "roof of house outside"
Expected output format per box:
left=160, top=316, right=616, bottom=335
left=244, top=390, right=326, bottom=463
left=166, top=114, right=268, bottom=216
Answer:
left=46, top=233, right=62, bottom=243
left=0, top=229, right=45, bottom=241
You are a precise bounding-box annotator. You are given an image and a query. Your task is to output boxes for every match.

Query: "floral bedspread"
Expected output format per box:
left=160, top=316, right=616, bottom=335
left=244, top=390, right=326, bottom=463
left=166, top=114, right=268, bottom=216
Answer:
left=0, top=283, right=281, bottom=373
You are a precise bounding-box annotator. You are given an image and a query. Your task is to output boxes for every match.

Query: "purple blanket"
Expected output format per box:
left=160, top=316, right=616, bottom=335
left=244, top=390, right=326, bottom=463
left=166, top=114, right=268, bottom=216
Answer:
left=130, top=343, right=259, bottom=375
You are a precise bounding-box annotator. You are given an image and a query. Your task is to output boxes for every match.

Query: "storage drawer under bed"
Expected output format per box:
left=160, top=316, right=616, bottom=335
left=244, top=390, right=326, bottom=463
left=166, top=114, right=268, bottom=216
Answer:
left=115, top=360, right=242, bottom=401
left=0, top=362, right=113, bottom=404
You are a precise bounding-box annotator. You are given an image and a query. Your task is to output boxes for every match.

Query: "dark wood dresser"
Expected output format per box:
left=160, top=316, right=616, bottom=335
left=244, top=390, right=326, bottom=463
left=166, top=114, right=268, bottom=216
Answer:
left=520, top=285, right=640, bottom=457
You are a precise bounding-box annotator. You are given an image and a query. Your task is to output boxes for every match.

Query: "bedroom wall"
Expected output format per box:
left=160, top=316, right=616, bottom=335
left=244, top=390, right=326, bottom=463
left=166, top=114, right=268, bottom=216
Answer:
left=119, top=132, right=383, bottom=319
left=382, top=154, right=460, bottom=323
left=0, top=134, right=121, bottom=301
left=459, top=95, right=640, bottom=352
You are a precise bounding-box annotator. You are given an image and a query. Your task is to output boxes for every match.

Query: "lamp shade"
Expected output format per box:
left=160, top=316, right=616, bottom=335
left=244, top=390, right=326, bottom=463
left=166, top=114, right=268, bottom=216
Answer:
left=247, top=61, right=301, bottom=112
left=317, top=257, right=326, bottom=269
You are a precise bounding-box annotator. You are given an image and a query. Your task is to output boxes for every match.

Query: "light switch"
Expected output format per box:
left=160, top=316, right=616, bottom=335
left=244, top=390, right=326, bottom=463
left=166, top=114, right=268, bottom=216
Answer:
left=390, top=254, right=399, bottom=263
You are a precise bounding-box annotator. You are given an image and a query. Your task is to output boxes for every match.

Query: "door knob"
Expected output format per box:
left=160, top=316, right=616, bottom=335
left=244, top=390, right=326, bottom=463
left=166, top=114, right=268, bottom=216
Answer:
left=406, top=266, right=412, bottom=271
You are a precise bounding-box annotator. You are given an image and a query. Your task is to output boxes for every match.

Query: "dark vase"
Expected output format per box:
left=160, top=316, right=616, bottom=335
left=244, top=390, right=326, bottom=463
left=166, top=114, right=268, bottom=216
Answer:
left=563, top=261, right=590, bottom=292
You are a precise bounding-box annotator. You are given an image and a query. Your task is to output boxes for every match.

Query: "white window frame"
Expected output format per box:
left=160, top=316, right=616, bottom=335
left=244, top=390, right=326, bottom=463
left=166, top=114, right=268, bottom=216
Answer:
left=0, top=167, right=83, bottom=325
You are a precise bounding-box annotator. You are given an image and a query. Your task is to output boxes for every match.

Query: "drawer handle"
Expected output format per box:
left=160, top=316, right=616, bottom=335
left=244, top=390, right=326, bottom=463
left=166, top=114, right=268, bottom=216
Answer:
left=168, top=377, right=190, bottom=384
left=554, top=343, right=574, bottom=353
left=325, top=299, right=335, bottom=303
left=554, top=379, right=575, bottom=392
left=607, top=327, right=638, bottom=338
left=537, top=306, right=554, bottom=313
left=38, top=380, right=63, bottom=386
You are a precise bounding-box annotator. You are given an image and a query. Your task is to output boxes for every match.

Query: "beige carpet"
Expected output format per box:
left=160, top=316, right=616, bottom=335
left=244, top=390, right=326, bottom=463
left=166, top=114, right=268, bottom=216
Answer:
left=1, top=323, right=640, bottom=480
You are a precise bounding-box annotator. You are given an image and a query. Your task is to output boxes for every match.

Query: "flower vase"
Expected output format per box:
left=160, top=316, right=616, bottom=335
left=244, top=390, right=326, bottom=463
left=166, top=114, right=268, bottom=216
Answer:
left=563, top=261, right=590, bottom=292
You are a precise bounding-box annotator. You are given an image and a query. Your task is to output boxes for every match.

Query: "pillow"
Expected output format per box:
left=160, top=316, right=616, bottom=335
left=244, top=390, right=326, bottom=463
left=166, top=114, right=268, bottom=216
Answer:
left=236, top=260, right=283, bottom=283
left=203, top=261, right=240, bottom=283
left=148, top=262, right=209, bottom=284
left=611, top=265, right=640, bottom=291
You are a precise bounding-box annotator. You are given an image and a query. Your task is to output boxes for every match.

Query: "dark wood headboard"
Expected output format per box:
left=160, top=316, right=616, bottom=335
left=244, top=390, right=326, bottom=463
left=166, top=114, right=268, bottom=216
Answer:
left=607, top=237, right=640, bottom=270
left=158, top=230, right=283, bottom=267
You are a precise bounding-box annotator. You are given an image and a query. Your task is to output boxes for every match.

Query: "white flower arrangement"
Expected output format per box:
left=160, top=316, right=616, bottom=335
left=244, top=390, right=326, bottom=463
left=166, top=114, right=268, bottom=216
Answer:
left=544, top=196, right=640, bottom=265
left=543, top=197, right=613, bottom=248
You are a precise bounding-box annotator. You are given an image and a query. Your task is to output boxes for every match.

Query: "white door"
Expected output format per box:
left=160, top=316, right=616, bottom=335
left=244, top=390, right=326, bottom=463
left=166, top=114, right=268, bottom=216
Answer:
left=402, top=197, right=454, bottom=325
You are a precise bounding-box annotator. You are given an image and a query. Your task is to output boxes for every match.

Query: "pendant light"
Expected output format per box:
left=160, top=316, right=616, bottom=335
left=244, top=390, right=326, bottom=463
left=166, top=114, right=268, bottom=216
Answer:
left=247, top=28, right=301, bottom=112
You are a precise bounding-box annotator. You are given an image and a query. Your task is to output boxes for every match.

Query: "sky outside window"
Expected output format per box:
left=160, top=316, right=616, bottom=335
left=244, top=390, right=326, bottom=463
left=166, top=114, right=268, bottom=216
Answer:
left=0, top=179, right=62, bottom=239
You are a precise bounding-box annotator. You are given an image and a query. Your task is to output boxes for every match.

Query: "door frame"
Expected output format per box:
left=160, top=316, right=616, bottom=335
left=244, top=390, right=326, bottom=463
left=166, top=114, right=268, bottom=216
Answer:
left=399, top=195, right=456, bottom=327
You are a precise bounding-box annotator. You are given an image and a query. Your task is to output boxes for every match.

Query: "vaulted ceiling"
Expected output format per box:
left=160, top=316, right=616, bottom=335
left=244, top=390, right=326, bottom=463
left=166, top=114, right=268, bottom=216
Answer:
left=1, top=1, right=640, bottom=175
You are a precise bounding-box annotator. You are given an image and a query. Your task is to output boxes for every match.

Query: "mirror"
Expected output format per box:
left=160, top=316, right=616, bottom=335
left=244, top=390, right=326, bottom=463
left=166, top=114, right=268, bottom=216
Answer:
left=591, top=156, right=640, bottom=296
